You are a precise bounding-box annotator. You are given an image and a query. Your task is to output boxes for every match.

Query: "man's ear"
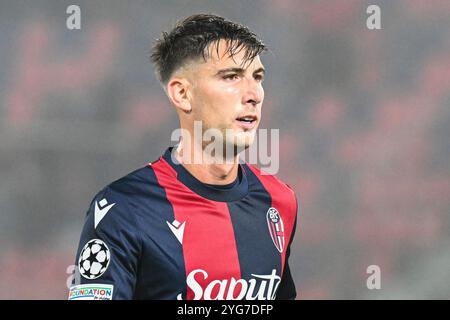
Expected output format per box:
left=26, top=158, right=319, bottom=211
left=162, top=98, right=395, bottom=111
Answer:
left=166, top=78, right=192, bottom=114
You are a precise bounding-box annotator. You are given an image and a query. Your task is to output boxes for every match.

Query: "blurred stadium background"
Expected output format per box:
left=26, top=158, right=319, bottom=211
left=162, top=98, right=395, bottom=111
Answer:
left=0, top=0, right=449, bottom=299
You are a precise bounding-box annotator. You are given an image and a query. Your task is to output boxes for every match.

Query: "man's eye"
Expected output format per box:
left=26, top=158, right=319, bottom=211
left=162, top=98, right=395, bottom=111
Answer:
left=255, top=74, right=264, bottom=82
left=223, top=74, right=239, bottom=80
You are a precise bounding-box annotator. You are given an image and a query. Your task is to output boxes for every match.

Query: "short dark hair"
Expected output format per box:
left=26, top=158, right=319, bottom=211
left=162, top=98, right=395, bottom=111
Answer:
left=150, top=13, right=267, bottom=84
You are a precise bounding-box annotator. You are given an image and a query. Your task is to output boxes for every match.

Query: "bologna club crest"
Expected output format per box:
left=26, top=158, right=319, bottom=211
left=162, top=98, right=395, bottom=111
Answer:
left=266, top=207, right=285, bottom=253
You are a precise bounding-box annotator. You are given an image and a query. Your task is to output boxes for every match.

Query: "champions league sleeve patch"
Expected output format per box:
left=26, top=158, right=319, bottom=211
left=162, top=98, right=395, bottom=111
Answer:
left=78, top=239, right=111, bottom=279
left=68, top=284, right=114, bottom=300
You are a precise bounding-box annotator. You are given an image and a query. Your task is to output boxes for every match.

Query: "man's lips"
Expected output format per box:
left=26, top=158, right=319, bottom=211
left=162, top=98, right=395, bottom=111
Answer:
left=235, top=114, right=258, bottom=130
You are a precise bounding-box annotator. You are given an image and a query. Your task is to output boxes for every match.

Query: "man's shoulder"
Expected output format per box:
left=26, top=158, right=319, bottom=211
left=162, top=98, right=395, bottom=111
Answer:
left=106, top=164, right=156, bottom=196
left=244, top=163, right=296, bottom=197
left=87, top=163, right=162, bottom=216
left=244, top=163, right=298, bottom=223
left=81, top=161, right=172, bottom=236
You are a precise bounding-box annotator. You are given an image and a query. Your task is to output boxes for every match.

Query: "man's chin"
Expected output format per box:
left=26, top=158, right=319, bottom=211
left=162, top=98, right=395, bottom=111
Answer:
left=234, top=143, right=250, bottom=154
left=218, top=139, right=248, bottom=157
left=229, top=138, right=254, bottom=155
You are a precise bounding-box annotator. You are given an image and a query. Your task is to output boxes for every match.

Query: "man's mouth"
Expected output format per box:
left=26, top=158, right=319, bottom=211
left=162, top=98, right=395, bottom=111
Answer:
left=236, top=115, right=257, bottom=130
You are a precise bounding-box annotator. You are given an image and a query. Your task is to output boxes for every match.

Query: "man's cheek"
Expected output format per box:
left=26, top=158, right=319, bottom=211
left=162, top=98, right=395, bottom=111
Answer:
left=223, top=86, right=241, bottom=95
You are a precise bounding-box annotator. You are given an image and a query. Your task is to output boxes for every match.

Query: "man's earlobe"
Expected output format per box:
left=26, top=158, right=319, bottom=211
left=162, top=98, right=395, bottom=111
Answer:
left=167, top=79, right=192, bottom=114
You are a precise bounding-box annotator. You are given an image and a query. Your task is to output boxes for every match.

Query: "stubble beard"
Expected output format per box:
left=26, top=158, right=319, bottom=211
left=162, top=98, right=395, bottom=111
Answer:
left=200, top=124, right=253, bottom=163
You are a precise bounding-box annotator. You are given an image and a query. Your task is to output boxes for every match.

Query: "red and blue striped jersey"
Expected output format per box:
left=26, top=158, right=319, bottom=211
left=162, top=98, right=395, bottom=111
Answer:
left=69, top=146, right=298, bottom=300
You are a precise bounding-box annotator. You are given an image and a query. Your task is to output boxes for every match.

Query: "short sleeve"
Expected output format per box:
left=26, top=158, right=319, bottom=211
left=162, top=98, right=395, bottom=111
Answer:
left=68, top=186, right=141, bottom=300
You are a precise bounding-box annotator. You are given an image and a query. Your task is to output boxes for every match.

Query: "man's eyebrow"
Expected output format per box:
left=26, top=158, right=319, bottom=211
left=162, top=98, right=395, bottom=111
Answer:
left=215, top=67, right=244, bottom=76
left=215, top=67, right=266, bottom=76
left=253, top=67, right=265, bottom=75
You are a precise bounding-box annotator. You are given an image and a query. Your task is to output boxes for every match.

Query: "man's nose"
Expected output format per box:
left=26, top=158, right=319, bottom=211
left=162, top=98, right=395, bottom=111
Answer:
left=242, top=78, right=263, bottom=107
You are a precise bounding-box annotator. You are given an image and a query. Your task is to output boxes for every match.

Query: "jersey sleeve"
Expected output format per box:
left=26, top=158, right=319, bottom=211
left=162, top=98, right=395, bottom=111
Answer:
left=276, top=192, right=299, bottom=300
left=68, top=185, right=142, bottom=300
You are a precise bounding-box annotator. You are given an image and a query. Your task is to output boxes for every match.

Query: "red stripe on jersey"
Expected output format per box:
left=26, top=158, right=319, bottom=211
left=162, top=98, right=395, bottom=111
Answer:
left=246, top=165, right=297, bottom=275
left=270, top=220, right=279, bottom=249
left=152, top=158, right=241, bottom=300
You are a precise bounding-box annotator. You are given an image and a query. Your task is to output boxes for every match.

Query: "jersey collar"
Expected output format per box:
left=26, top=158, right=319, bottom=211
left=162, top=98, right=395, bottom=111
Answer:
left=162, top=146, right=249, bottom=202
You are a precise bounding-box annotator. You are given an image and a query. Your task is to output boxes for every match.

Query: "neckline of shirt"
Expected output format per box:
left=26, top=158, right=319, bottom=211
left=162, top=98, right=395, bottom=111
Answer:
left=161, top=146, right=249, bottom=202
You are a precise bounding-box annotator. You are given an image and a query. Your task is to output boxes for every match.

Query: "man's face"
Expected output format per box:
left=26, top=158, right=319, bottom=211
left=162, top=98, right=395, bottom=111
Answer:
left=186, top=40, right=265, bottom=154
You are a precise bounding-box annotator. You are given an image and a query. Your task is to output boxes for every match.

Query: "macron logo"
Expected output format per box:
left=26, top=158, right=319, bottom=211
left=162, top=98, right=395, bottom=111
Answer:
left=94, top=198, right=115, bottom=229
left=167, top=220, right=186, bottom=244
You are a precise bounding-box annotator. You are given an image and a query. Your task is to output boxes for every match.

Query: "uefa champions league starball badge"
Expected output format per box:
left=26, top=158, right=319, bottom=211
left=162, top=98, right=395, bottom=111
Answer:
left=78, top=239, right=111, bottom=279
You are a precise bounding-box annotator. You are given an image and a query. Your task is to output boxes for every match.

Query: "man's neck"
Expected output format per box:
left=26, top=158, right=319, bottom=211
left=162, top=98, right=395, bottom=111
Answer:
left=174, top=143, right=239, bottom=185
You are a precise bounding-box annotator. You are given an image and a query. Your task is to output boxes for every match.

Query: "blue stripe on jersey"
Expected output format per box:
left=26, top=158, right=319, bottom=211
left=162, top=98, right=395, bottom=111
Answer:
left=226, top=164, right=282, bottom=298
left=130, top=164, right=187, bottom=300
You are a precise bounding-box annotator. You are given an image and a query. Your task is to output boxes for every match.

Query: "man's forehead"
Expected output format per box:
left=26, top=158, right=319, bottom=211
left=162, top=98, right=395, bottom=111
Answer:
left=204, top=41, right=264, bottom=70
